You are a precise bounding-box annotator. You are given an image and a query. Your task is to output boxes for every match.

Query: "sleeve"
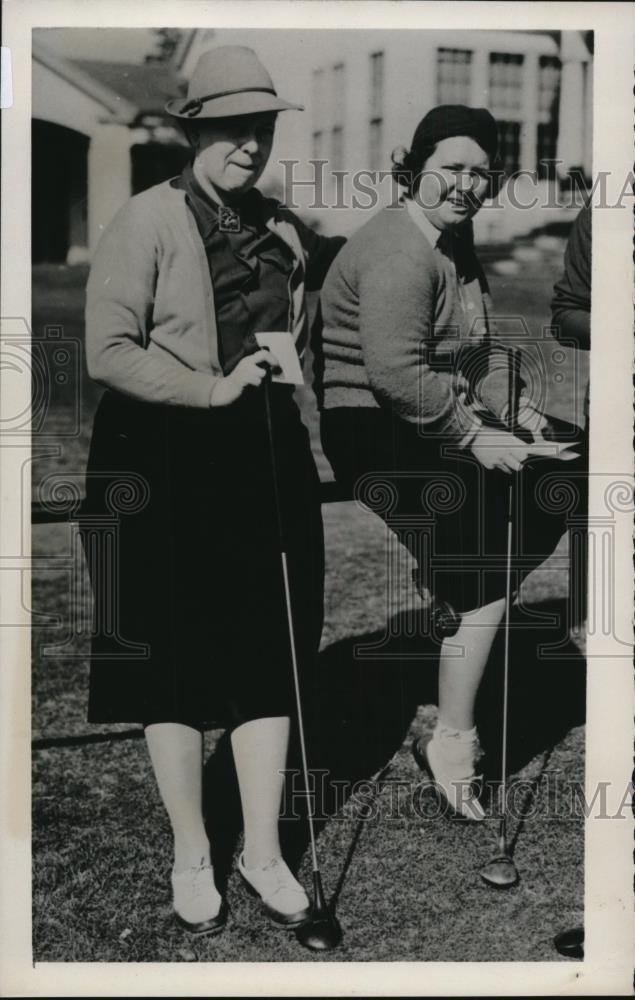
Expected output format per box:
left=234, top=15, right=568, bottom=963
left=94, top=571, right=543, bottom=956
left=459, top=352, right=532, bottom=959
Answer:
left=550, top=205, right=591, bottom=349
left=464, top=264, right=520, bottom=423
left=85, top=203, right=221, bottom=408
left=282, top=210, right=346, bottom=291
left=357, top=251, right=482, bottom=443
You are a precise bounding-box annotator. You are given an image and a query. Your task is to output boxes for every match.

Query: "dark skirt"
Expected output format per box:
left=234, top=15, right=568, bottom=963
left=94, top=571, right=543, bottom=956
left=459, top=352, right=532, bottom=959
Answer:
left=321, top=407, right=587, bottom=615
left=81, top=387, right=325, bottom=729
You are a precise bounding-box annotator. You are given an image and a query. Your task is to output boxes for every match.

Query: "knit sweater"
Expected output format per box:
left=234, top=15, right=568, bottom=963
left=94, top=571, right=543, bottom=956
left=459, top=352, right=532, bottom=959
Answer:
left=318, top=202, right=511, bottom=443
left=85, top=179, right=343, bottom=408
left=551, top=204, right=591, bottom=350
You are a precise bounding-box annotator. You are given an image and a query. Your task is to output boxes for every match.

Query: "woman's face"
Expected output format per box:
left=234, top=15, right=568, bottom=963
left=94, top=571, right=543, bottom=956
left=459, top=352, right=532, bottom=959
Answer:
left=192, top=112, right=276, bottom=197
left=414, top=135, right=491, bottom=231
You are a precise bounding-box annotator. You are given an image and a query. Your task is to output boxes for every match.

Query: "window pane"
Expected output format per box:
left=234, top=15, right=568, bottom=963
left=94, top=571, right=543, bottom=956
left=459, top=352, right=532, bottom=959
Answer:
left=312, top=130, right=326, bottom=161
left=496, top=119, right=521, bottom=174
left=332, top=62, right=346, bottom=126
left=370, top=51, right=384, bottom=118
left=437, top=48, right=473, bottom=105
left=331, top=126, right=343, bottom=172
left=538, top=55, right=561, bottom=116
left=369, top=118, right=383, bottom=171
left=488, top=52, right=524, bottom=117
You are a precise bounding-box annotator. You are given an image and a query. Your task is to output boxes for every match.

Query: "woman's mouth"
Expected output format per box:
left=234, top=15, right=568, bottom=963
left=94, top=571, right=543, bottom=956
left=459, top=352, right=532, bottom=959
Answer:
left=447, top=198, right=470, bottom=212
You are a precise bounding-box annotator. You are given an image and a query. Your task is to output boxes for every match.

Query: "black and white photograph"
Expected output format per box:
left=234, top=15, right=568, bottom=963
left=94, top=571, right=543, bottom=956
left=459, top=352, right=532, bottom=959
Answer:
left=1, top=1, right=633, bottom=994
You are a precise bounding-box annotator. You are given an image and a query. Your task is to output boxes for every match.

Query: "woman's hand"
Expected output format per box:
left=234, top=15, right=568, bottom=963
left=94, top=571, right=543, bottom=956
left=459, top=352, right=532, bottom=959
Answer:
left=469, top=428, right=548, bottom=473
left=210, top=350, right=280, bottom=407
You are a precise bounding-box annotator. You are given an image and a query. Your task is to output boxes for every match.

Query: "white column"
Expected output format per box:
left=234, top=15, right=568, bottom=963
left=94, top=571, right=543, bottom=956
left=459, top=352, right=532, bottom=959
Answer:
left=471, top=47, right=489, bottom=107
left=557, top=58, right=585, bottom=174
left=88, top=123, right=133, bottom=255
left=520, top=51, right=539, bottom=174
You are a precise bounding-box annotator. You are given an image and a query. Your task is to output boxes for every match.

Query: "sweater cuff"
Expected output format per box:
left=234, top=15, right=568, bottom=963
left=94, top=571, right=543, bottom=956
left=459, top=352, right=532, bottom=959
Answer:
left=186, top=371, right=222, bottom=409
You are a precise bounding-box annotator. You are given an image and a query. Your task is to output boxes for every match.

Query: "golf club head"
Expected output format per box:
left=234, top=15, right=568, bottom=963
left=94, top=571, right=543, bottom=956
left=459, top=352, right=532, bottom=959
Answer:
left=295, top=871, right=343, bottom=951
left=295, top=909, right=343, bottom=951
left=480, top=853, right=519, bottom=888
left=553, top=926, right=584, bottom=959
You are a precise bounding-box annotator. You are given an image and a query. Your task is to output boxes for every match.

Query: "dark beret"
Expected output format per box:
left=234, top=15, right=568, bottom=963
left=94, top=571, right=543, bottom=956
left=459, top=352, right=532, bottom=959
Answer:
left=411, top=105, right=499, bottom=162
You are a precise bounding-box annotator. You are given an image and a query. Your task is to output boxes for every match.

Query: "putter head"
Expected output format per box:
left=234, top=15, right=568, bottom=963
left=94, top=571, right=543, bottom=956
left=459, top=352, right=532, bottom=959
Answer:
left=295, top=910, right=343, bottom=951
left=480, top=853, right=519, bottom=888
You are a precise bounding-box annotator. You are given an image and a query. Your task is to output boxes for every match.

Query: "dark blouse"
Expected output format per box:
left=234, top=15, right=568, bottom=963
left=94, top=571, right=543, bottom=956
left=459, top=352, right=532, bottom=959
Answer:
left=172, top=164, right=295, bottom=374
left=171, top=164, right=345, bottom=376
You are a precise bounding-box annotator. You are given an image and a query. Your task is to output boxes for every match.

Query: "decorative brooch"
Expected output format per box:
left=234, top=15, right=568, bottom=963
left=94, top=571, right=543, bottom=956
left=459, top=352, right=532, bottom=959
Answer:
left=218, top=206, right=241, bottom=233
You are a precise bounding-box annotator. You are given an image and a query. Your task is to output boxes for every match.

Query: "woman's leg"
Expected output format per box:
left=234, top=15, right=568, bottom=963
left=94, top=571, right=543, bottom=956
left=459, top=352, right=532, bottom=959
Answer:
left=230, top=715, right=290, bottom=869
left=230, top=715, right=310, bottom=924
left=144, top=722, right=210, bottom=873
left=416, top=598, right=506, bottom=821
left=438, top=596, right=507, bottom=730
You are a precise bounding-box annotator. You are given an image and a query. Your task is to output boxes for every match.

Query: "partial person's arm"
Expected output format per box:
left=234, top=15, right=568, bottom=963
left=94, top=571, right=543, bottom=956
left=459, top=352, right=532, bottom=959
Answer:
left=551, top=204, right=591, bottom=349
left=357, top=251, right=480, bottom=442
left=85, top=205, right=221, bottom=408
left=283, top=210, right=346, bottom=291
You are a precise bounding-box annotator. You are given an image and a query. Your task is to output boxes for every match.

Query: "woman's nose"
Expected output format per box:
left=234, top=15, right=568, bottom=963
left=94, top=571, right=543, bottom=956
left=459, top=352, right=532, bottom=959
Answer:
left=239, top=132, right=260, bottom=153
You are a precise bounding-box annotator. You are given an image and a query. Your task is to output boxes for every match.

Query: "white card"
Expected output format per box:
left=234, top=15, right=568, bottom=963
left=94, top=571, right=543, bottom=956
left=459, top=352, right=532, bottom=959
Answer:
left=255, top=331, right=304, bottom=386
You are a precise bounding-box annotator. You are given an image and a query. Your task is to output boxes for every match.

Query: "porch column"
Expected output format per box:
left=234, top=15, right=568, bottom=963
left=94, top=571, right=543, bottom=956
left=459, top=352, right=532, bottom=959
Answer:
left=88, top=123, right=132, bottom=255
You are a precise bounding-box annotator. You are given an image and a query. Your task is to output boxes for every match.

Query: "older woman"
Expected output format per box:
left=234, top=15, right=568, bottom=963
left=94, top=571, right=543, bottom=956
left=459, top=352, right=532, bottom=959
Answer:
left=318, top=105, right=584, bottom=821
left=83, top=46, right=343, bottom=935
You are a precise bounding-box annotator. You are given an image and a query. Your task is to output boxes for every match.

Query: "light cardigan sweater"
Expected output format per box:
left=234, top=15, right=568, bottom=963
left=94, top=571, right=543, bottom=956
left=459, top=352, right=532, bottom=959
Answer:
left=85, top=180, right=313, bottom=408
left=319, top=199, right=511, bottom=444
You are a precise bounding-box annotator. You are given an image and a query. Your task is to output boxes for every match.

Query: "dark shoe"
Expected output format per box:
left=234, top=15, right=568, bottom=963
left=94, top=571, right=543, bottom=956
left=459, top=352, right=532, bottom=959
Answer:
left=238, top=854, right=311, bottom=928
left=554, top=926, right=584, bottom=959
left=171, top=862, right=228, bottom=936
left=412, top=733, right=485, bottom=822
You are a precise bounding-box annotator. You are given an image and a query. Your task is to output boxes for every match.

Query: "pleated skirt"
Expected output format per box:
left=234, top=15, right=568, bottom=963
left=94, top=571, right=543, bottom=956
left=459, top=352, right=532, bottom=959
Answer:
left=81, top=387, right=325, bottom=729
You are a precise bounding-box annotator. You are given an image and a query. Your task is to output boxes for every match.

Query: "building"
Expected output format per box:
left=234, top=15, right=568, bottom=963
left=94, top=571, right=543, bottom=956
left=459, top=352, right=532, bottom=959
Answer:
left=177, top=28, right=593, bottom=241
left=32, top=34, right=189, bottom=263
left=32, top=28, right=593, bottom=262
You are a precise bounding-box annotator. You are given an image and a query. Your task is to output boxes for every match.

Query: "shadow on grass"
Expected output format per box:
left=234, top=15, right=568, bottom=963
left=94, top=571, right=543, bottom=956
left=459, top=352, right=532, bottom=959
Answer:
left=202, top=597, right=585, bottom=894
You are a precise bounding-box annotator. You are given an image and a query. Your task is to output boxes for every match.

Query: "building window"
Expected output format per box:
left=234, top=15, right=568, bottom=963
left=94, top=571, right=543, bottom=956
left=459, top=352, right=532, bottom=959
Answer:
left=312, top=130, right=326, bottom=161
left=331, top=126, right=344, bottom=172
left=436, top=48, right=472, bottom=104
left=537, top=55, right=561, bottom=178
left=369, top=51, right=384, bottom=170
left=488, top=52, right=524, bottom=115
left=496, top=120, right=521, bottom=175
left=330, top=62, right=346, bottom=171
left=312, top=68, right=326, bottom=131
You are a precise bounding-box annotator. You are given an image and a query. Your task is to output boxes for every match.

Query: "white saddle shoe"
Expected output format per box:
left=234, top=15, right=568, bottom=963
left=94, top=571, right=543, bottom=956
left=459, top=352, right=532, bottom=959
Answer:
left=413, top=725, right=486, bottom=822
left=171, top=861, right=228, bottom=935
left=238, top=854, right=311, bottom=928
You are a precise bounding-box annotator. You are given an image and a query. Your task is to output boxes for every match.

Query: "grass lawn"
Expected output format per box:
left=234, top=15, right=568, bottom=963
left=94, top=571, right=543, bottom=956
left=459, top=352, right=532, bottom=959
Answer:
left=31, top=230, right=587, bottom=963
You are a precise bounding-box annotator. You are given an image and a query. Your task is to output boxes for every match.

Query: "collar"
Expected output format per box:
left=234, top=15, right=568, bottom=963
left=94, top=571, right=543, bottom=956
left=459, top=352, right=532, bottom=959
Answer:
left=175, top=162, right=264, bottom=239
left=404, top=196, right=446, bottom=249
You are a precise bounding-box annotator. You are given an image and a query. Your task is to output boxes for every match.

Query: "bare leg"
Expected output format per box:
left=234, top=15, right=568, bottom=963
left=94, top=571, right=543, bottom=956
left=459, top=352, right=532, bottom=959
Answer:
left=231, top=716, right=290, bottom=869
left=144, top=722, right=210, bottom=873
left=438, top=597, right=506, bottom=730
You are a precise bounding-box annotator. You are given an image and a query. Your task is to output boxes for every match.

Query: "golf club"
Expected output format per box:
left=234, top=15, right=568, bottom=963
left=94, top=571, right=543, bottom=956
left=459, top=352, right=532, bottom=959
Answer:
left=480, top=346, right=522, bottom=890
left=262, top=371, right=343, bottom=951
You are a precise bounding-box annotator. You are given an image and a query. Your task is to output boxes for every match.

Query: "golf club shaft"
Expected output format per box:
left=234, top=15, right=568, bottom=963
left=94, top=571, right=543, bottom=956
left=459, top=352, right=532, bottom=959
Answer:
left=263, top=375, right=320, bottom=875
left=500, top=483, right=513, bottom=845
left=499, top=347, right=522, bottom=845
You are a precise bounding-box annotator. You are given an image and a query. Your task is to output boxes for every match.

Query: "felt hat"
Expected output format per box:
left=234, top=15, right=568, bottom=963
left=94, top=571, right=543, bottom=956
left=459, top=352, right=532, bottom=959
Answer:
left=165, top=46, right=303, bottom=119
